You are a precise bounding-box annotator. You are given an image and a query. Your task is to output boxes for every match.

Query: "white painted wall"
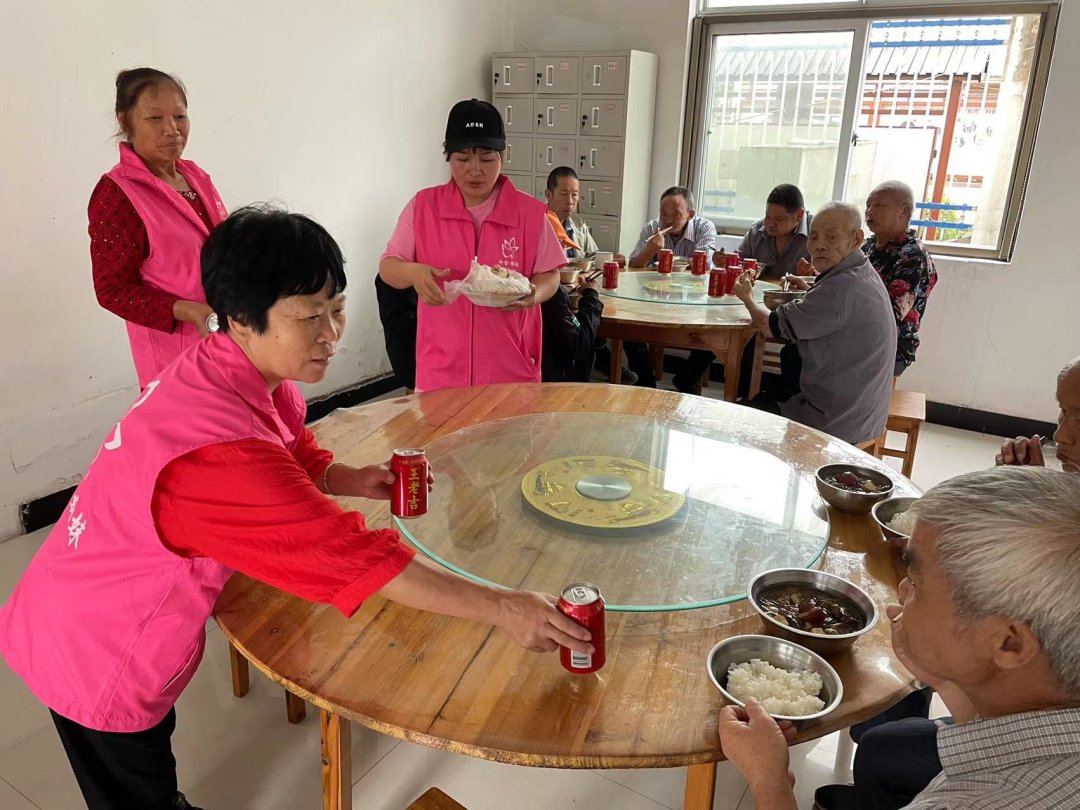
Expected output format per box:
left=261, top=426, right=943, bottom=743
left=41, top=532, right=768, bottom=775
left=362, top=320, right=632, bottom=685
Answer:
left=515, top=0, right=1080, bottom=425
left=0, top=0, right=510, bottom=540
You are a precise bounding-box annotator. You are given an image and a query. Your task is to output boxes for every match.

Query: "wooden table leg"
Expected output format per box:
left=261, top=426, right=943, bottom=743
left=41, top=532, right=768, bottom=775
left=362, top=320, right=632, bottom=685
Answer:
left=684, top=761, right=717, bottom=810
left=722, top=334, right=745, bottom=403
left=609, top=338, right=623, bottom=385
left=747, top=333, right=765, bottom=400
left=228, top=641, right=249, bottom=698
left=286, top=690, right=307, bottom=724
left=321, top=709, right=352, bottom=810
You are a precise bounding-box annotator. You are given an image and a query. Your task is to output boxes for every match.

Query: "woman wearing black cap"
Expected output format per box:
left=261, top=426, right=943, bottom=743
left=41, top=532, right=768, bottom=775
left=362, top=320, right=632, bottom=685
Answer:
left=378, top=99, right=567, bottom=392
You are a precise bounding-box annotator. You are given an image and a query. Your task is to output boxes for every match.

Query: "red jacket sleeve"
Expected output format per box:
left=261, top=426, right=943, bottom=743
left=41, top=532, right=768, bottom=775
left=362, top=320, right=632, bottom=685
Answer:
left=89, top=177, right=179, bottom=333
left=151, top=438, right=415, bottom=617
left=291, top=427, right=334, bottom=482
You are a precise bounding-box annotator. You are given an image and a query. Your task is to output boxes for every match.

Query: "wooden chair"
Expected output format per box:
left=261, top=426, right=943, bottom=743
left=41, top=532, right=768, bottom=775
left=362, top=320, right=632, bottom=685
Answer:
left=762, top=337, right=784, bottom=376
left=649, top=344, right=709, bottom=389
left=877, top=390, right=927, bottom=477
left=229, top=641, right=306, bottom=725
left=405, top=787, right=469, bottom=809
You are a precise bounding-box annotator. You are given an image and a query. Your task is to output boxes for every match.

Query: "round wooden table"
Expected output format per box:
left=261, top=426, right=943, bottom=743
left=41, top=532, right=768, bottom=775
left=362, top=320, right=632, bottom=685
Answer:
left=215, top=384, right=918, bottom=810
left=597, top=271, right=775, bottom=400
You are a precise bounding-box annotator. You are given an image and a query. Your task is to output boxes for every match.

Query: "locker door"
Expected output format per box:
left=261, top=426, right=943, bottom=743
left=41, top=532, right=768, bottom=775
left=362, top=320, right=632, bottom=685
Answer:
left=535, top=57, right=580, bottom=95
left=581, top=215, right=620, bottom=254
left=504, top=136, right=534, bottom=173
left=534, top=138, right=577, bottom=174
left=535, top=98, right=579, bottom=136
left=578, top=179, right=623, bottom=218
left=581, top=56, right=628, bottom=95
left=494, top=96, right=534, bottom=134
left=491, top=57, right=535, bottom=94
left=577, top=140, right=623, bottom=179
left=502, top=173, right=533, bottom=195
left=579, top=98, right=627, bottom=138
left=533, top=176, right=550, bottom=204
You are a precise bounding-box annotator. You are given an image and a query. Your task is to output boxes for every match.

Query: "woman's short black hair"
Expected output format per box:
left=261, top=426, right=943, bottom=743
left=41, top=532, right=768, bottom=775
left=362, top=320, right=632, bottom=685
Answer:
left=201, top=205, right=346, bottom=334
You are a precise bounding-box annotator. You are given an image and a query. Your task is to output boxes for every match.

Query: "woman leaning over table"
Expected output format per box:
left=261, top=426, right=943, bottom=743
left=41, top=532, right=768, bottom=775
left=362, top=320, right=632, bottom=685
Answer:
left=378, top=99, right=567, bottom=391
left=90, top=67, right=227, bottom=388
left=0, top=207, right=591, bottom=810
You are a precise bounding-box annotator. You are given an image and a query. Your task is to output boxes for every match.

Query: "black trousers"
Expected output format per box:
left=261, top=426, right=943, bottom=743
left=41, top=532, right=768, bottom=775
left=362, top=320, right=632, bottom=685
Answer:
left=852, top=717, right=943, bottom=809
left=51, top=708, right=183, bottom=810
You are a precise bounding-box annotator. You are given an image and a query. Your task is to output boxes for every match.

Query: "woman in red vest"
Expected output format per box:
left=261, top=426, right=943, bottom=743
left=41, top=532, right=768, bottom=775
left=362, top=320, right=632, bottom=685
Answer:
left=90, top=68, right=228, bottom=388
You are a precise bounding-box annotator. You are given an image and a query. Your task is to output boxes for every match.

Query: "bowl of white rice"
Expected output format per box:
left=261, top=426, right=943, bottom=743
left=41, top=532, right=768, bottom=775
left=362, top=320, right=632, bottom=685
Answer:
left=871, top=496, right=921, bottom=541
left=706, top=635, right=843, bottom=724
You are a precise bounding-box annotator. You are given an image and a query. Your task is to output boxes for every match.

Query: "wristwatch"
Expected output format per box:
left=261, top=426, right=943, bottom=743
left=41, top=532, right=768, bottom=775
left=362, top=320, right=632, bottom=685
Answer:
left=205, top=312, right=219, bottom=333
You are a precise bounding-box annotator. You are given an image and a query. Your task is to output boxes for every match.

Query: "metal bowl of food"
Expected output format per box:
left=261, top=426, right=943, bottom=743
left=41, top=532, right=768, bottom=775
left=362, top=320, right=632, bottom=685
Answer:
left=747, top=568, right=880, bottom=655
left=706, top=634, right=844, bottom=724
left=561, top=259, right=592, bottom=284
left=871, top=496, right=920, bottom=541
left=763, top=289, right=807, bottom=311
left=815, top=463, right=894, bottom=515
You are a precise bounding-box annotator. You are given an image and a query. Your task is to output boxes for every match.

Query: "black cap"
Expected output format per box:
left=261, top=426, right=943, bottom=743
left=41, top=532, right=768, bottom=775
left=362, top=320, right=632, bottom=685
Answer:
left=444, top=99, right=506, bottom=154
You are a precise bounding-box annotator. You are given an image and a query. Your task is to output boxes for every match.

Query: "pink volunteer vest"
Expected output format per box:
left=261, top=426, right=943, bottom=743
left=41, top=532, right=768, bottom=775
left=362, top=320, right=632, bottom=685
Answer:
left=104, top=143, right=228, bottom=388
left=0, top=335, right=307, bottom=732
left=412, top=176, right=546, bottom=392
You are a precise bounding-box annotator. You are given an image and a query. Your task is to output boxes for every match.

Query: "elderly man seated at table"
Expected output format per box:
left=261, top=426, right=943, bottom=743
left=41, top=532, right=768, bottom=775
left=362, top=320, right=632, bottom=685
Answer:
left=719, top=465, right=1080, bottom=810
left=629, top=186, right=716, bottom=268
left=734, top=202, right=895, bottom=445
left=674, top=183, right=813, bottom=396
left=862, top=180, right=938, bottom=377
left=997, top=355, right=1080, bottom=472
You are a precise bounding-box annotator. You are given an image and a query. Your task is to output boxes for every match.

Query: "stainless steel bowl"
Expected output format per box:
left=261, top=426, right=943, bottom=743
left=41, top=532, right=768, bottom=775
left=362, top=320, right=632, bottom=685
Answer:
left=815, top=463, right=895, bottom=515
left=747, top=568, right=880, bottom=654
left=706, top=634, right=844, bottom=724
left=763, top=289, right=807, bottom=311
left=871, top=496, right=920, bottom=541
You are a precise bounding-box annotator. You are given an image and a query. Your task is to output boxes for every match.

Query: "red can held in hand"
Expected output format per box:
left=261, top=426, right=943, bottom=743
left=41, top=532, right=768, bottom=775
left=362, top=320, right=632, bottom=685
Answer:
left=558, top=582, right=606, bottom=674
left=390, top=449, right=428, bottom=519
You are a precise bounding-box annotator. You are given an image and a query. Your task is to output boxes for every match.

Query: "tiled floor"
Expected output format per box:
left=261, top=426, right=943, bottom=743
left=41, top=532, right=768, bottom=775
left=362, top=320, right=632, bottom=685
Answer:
left=0, top=390, right=1003, bottom=809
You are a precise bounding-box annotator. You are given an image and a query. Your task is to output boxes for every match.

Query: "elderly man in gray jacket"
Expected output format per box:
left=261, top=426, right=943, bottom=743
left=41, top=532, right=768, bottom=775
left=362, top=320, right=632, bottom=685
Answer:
left=734, top=201, right=895, bottom=445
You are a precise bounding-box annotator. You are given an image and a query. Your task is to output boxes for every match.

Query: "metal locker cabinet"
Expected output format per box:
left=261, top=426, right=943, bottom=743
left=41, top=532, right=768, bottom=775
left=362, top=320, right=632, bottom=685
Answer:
left=579, top=98, right=627, bottom=138
left=535, top=56, right=581, bottom=95
left=581, top=55, right=628, bottom=95
left=581, top=215, right=620, bottom=254
left=577, top=140, right=623, bottom=179
left=534, top=176, right=550, bottom=203
left=492, top=57, right=535, bottom=94
left=534, top=138, right=577, bottom=174
left=493, top=96, right=534, bottom=134
left=504, top=136, right=534, bottom=173
left=535, top=98, right=580, bottom=136
left=579, top=179, right=623, bottom=218
left=502, top=173, right=533, bottom=196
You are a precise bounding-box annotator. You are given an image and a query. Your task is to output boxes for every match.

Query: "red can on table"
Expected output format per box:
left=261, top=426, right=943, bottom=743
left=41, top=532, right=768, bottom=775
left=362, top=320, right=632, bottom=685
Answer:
left=390, top=449, right=428, bottom=519
left=708, top=268, right=725, bottom=297
left=723, top=266, right=742, bottom=296
left=691, top=249, right=709, bottom=276
left=724, top=252, right=742, bottom=270
left=657, top=248, right=674, bottom=275
left=602, top=261, right=620, bottom=290
left=558, top=582, right=606, bottom=674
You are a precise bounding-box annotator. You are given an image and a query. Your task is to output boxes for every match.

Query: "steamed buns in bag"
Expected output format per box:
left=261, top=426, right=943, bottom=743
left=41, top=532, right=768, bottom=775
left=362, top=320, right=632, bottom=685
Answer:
left=444, top=259, right=532, bottom=304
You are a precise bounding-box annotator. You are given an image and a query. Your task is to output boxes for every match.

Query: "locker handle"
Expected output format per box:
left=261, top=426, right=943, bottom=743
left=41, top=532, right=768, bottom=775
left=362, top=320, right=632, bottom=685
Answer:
left=589, top=188, right=596, bottom=208
left=507, top=143, right=512, bottom=164
left=503, top=65, right=511, bottom=86
left=546, top=146, right=553, bottom=165
left=504, top=106, right=512, bottom=126
left=545, top=65, right=554, bottom=86
left=546, top=106, right=554, bottom=127
left=592, top=64, right=601, bottom=86
left=591, top=106, right=600, bottom=128
left=590, top=148, right=598, bottom=169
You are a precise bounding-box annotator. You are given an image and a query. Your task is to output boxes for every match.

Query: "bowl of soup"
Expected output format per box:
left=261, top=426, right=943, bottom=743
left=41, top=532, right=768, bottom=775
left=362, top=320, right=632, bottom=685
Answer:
left=815, top=463, right=894, bottom=515
left=747, top=568, right=880, bottom=654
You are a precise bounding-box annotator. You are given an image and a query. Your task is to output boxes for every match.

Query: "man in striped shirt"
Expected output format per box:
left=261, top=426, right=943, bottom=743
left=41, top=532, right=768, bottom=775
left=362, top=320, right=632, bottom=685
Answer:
left=718, top=466, right=1080, bottom=810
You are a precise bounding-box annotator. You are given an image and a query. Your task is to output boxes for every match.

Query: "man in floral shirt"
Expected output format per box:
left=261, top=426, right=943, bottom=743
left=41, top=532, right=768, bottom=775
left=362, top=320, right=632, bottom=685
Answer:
left=862, top=181, right=938, bottom=376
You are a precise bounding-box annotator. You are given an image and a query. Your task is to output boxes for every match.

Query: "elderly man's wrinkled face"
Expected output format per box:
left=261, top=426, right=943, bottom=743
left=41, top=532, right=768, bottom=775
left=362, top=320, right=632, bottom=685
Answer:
left=893, top=525, right=998, bottom=686
left=1054, top=366, right=1080, bottom=473
left=659, top=195, right=693, bottom=235
left=865, top=190, right=911, bottom=238
left=807, top=209, right=863, bottom=273
left=546, top=176, right=580, bottom=222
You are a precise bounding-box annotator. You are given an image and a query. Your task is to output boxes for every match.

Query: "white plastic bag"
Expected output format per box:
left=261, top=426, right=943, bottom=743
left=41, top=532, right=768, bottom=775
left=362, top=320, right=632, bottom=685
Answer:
left=444, top=258, right=532, bottom=306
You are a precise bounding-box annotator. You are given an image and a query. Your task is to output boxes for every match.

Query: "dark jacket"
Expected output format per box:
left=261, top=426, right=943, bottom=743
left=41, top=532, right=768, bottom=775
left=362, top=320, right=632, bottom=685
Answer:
left=374, top=276, right=418, bottom=390
left=540, top=286, right=604, bottom=382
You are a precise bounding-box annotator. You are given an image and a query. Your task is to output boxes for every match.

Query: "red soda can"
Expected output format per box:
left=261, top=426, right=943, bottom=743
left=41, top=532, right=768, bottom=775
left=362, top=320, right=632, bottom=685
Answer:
left=708, top=268, right=725, bottom=297
left=724, top=252, right=742, bottom=270
left=691, top=249, right=709, bottom=276
left=390, top=449, right=428, bottom=519
left=657, top=248, right=674, bottom=275
left=723, top=266, right=742, bottom=296
left=602, top=261, right=619, bottom=290
left=558, top=582, right=606, bottom=674
left=742, top=258, right=759, bottom=281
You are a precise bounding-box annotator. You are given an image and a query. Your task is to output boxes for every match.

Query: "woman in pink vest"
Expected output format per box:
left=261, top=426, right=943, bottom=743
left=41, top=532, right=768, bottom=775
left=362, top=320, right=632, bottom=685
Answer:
left=90, top=68, right=228, bottom=389
left=379, top=99, right=567, bottom=391
left=0, top=207, right=592, bottom=810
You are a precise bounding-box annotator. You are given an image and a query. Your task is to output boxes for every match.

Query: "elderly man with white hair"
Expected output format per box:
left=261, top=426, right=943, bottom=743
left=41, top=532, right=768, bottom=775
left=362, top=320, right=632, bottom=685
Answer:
left=719, top=466, right=1080, bottom=810
left=735, top=201, right=896, bottom=445
left=862, top=180, right=938, bottom=376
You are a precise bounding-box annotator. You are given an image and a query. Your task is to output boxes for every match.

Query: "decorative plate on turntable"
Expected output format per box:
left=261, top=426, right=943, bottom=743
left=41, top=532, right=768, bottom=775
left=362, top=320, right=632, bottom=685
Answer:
left=521, top=455, right=686, bottom=532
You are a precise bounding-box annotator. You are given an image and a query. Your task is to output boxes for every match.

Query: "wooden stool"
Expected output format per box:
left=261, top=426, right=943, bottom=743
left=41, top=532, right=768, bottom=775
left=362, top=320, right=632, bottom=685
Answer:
left=878, top=390, right=926, bottom=477
left=405, top=787, right=469, bottom=809
left=856, top=437, right=882, bottom=455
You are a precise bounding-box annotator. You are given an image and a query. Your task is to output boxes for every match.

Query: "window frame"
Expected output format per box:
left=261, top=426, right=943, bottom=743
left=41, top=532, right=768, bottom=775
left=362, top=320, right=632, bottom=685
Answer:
left=682, top=1, right=1060, bottom=261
